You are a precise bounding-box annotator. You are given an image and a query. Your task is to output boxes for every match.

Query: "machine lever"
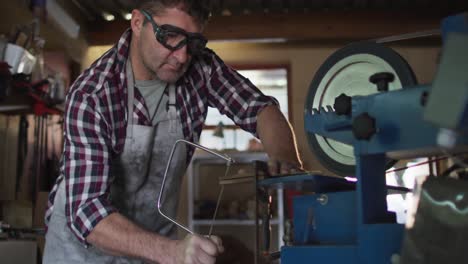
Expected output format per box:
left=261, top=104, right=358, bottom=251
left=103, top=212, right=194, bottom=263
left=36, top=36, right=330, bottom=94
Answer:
left=352, top=112, right=377, bottom=140
left=369, top=72, right=395, bottom=92
left=334, top=93, right=352, bottom=115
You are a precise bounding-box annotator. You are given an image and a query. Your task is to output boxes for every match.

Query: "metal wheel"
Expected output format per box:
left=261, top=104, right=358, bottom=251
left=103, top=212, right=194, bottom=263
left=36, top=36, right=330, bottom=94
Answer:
left=305, top=41, right=417, bottom=176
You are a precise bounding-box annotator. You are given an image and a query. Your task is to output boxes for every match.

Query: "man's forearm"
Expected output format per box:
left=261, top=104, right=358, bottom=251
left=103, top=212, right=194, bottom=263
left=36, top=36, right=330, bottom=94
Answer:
left=256, top=105, right=303, bottom=168
left=86, top=212, right=175, bottom=263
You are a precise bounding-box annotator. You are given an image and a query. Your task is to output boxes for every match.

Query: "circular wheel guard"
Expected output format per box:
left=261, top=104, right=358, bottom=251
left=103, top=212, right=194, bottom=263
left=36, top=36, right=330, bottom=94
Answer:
left=304, top=41, right=417, bottom=176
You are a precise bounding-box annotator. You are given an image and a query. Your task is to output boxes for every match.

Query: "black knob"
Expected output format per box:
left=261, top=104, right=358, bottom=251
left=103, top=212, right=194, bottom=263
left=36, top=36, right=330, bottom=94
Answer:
left=352, top=113, right=376, bottom=140
left=334, top=93, right=352, bottom=116
left=420, top=91, right=429, bottom=107
left=369, top=72, right=395, bottom=92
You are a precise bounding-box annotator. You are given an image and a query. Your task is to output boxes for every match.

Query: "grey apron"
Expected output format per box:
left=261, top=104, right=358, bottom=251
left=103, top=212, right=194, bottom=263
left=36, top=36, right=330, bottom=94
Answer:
left=43, top=61, right=187, bottom=263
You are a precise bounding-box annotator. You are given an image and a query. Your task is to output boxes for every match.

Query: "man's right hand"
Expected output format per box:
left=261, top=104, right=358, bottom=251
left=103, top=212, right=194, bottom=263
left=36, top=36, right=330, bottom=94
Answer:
left=172, top=234, right=224, bottom=264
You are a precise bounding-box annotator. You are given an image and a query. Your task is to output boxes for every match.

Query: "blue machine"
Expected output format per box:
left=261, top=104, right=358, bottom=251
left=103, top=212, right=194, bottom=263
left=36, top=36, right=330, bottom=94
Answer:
left=259, top=13, right=468, bottom=264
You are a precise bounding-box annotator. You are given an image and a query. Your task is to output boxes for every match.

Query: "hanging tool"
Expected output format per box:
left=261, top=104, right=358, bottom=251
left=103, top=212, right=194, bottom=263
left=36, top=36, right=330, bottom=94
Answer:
left=30, top=115, right=39, bottom=201
left=0, top=62, right=12, bottom=101
left=15, top=115, right=28, bottom=193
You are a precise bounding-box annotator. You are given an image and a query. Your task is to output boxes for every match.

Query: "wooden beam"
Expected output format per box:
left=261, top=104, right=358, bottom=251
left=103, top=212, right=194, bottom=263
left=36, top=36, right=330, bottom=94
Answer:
left=87, top=11, right=450, bottom=45
left=203, top=12, right=441, bottom=41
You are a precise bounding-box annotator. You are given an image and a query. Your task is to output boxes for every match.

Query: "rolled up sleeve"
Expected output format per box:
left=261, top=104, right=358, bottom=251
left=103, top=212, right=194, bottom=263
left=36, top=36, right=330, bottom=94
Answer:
left=63, top=89, right=117, bottom=246
left=204, top=51, right=279, bottom=136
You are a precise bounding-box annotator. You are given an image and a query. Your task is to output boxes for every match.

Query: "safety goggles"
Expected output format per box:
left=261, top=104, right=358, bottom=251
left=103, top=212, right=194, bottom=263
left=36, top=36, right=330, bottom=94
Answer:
left=140, top=9, right=207, bottom=56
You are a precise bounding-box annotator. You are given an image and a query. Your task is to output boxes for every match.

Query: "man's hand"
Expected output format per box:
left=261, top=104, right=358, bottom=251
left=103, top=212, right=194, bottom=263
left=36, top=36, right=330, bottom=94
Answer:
left=172, top=234, right=224, bottom=264
left=267, top=158, right=304, bottom=176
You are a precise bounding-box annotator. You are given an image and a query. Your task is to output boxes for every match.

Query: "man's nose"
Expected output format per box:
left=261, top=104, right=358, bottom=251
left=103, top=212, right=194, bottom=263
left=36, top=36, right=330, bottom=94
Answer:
left=172, top=45, right=189, bottom=64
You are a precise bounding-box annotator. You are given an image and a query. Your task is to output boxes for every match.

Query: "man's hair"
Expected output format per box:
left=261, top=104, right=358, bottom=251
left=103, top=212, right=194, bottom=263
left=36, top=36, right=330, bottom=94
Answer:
left=136, top=0, right=212, bottom=27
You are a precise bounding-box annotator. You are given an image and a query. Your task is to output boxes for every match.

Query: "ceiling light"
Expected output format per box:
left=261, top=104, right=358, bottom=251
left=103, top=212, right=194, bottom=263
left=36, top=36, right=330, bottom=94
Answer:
left=123, top=12, right=132, bottom=20
left=221, top=9, right=231, bottom=16
left=102, top=12, right=115, bottom=21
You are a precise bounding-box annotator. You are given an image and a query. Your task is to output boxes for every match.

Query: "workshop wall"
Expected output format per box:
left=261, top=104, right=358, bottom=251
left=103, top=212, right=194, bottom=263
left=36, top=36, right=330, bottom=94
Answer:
left=84, top=42, right=440, bottom=173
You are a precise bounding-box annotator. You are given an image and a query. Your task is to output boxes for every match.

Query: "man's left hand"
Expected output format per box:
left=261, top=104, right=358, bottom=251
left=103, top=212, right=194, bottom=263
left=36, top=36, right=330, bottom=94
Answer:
left=267, top=158, right=304, bottom=176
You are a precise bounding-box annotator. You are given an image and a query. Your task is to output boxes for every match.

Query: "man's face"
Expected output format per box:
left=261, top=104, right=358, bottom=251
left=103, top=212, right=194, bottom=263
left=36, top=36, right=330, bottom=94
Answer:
left=136, top=8, right=203, bottom=83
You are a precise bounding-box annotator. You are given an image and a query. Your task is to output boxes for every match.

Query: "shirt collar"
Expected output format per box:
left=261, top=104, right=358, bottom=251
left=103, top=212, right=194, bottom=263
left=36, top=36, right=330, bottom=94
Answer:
left=114, top=28, right=132, bottom=89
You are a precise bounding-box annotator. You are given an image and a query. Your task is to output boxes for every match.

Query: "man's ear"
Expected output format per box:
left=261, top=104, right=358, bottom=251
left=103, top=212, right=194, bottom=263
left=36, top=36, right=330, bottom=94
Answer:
left=131, top=9, right=144, bottom=37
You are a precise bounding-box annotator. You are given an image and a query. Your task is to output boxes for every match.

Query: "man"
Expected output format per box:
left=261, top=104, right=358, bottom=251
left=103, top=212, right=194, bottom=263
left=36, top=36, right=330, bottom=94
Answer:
left=43, top=0, right=303, bottom=263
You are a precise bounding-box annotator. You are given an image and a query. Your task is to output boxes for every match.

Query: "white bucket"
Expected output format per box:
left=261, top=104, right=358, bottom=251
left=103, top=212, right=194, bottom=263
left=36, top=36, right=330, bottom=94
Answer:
left=4, top=43, right=37, bottom=74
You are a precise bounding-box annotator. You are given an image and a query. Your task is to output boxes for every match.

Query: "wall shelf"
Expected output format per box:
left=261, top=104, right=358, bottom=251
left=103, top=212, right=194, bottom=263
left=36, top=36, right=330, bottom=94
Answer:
left=0, top=93, right=63, bottom=115
left=0, top=104, right=30, bottom=112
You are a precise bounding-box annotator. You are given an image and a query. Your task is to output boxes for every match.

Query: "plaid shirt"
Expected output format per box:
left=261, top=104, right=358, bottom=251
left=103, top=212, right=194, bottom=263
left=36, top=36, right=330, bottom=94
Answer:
left=45, top=29, right=277, bottom=245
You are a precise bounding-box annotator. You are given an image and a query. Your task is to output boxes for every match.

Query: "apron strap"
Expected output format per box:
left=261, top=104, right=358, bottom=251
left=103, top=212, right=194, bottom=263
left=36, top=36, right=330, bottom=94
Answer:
left=126, top=59, right=135, bottom=138
left=168, top=85, right=177, bottom=133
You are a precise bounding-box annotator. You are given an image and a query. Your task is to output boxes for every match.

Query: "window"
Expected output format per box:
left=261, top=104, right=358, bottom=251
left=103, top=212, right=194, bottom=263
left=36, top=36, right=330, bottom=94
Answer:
left=199, top=67, right=289, bottom=151
left=386, top=158, right=434, bottom=224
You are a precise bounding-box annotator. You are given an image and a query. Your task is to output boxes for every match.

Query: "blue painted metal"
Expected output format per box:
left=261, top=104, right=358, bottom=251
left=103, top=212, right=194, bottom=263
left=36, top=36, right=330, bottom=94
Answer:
left=280, top=86, right=430, bottom=264
left=294, top=82, right=468, bottom=263
left=281, top=245, right=358, bottom=263
left=280, top=224, right=403, bottom=264
left=355, top=154, right=392, bottom=224
left=258, top=173, right=355, bottom=192
left=262, top=13, right=468, bottom=264
left=358, top=223, right=404, bottom=264
left=304, top=109, right=355, bottom=145
left=306, top=85, right=468, bottom=156
left=293, top=192, right=357, bottom=245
